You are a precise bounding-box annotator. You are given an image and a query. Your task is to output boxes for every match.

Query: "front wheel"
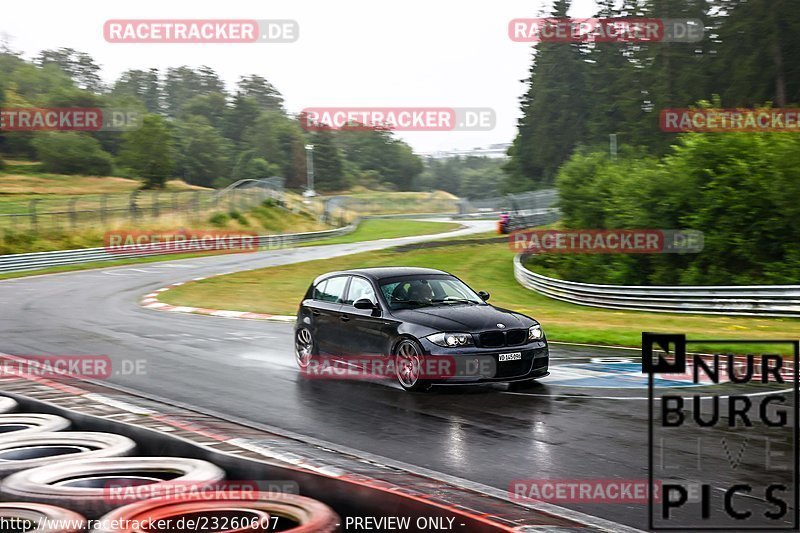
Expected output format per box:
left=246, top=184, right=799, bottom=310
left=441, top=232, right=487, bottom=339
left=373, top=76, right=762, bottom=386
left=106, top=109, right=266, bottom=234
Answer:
left=295, top=327, right=316, bottom=369
left=395, top=339, right=432, bottom=392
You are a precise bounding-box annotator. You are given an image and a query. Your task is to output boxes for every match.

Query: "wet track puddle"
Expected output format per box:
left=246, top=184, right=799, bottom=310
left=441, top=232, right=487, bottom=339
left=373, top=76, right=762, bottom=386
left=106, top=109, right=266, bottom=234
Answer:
left=504, top=354, right=794, bottom=401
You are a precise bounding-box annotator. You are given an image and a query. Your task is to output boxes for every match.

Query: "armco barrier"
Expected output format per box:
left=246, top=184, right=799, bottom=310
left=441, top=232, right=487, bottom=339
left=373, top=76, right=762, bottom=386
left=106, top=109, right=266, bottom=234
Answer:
left=514, top=254, right=800, bottom=317
left=0, top=224, right=357, bottom=274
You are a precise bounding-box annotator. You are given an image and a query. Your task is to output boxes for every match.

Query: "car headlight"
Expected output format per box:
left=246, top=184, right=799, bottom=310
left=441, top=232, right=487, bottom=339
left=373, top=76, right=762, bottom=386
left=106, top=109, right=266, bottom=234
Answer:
left=528, top=325, right=543, bottom=341
left=426, top=332, right=474, bottom=347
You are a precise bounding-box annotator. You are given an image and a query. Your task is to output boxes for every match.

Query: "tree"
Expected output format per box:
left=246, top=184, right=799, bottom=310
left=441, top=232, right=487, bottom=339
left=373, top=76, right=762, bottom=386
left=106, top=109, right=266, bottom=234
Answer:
left=163, top=66, right=225, bottom=117
left=710, top=0, right=800, bottom=107
left=244, top=112, right=307, bottom=188
left=504, top=0, right=588, bottom=190
left=32, top=132, right=113, bottom=175
left=223, top=95, right=261, bottom=146
left=37, top=48, right=104, bottom=93
left=112, top=69, right=162, bottom=113
left=334, top=126, right=422, bottom=190
left=236, top=75, right=284, bottom=112
left=173, top=116, right=231, bottom=187
left=310, top=127, right=345, bottom=191
left=180, top=93, right=228, bottom=130
left=119, top=114, right=174, bottom=188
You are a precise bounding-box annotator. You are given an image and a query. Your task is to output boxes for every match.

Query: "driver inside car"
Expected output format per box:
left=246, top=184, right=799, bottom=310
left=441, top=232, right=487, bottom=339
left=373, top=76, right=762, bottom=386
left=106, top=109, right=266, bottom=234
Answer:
left=407, top=280, right=434, bottom=303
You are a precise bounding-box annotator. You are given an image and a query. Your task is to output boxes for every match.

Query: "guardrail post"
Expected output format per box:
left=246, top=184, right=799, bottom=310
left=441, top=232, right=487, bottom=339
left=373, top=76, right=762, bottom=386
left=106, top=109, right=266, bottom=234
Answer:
left=152, top=192, right=160, bottom=218
left=68, top=198, right=78, bottom=230
left=129, top=191, right=139, bottom=222
left=28, top=199, right=41, bottom=233
left=190, top=191, right=200, bottom=222
left=100, top=195, right=108, bottom=226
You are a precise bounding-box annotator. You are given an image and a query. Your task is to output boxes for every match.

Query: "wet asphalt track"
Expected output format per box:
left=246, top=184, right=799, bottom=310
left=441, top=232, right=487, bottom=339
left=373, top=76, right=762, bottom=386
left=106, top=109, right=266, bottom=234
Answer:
left=0, top=220, right=795, bottom=530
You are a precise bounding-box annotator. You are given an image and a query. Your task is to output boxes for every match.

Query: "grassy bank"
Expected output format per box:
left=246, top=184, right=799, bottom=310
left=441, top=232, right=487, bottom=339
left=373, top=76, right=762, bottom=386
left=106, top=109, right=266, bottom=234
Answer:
left=160, top=241, right=800, bottom=354
left=300, top=219, right=461, bottom=246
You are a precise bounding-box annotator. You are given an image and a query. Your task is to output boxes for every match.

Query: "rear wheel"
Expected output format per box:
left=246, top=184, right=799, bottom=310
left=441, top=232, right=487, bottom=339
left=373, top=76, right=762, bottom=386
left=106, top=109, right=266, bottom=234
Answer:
left=395, top=339, right=432, bottom=392
left=295, top=327, right=316, bottom=369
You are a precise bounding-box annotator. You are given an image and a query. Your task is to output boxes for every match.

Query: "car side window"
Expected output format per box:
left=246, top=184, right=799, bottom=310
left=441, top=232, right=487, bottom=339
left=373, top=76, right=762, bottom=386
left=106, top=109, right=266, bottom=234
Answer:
left=345, top=277, right=376, bottom=305
left=312, top=280, right=328, bottom=300
left=318, top=276, right=348, bottom=303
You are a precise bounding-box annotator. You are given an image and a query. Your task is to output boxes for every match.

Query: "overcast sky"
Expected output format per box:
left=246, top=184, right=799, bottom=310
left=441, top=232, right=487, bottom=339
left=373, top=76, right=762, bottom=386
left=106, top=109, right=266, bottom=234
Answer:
left=3, top=0, right=598, bottom=153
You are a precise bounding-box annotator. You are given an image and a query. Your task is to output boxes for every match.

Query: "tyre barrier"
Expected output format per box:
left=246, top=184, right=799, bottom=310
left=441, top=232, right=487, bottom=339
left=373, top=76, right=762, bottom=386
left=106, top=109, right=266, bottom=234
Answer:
left=0, top=396, right=18, bottom=413
left=0, top=414, right=71, bottom=436
left=0, top=502, right=86, bottom=533
left=0, top=457, right=226, bottom=519
left=0, top=432, right=137, bottom=478
left=91, top=493, right=340, bottom=533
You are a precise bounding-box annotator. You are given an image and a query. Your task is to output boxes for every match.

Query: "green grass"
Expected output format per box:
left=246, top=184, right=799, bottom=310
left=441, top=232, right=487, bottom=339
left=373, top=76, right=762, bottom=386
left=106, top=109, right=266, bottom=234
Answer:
left=322, top=190, right=460, bottom=215
left=300, top=219, right=461, bottom=246
left=160, top=241, right=800, bottom=354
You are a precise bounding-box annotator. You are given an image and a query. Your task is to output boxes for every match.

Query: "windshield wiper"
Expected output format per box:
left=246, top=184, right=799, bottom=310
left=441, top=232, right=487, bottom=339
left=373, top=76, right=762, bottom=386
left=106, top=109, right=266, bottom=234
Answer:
left=393, top=298, right=432, bottom=307
left=431, top=298, right=477, bottom=305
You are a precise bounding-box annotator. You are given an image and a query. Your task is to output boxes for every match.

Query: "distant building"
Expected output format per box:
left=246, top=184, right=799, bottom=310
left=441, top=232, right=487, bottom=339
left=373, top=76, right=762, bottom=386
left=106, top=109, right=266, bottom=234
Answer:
left=419, top=143, right=511, bottom=160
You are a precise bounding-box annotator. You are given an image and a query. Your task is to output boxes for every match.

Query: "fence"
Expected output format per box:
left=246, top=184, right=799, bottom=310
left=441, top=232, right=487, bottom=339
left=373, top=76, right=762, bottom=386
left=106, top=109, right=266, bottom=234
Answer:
left=460, top=189, right=559, bottom=214
left=513, top=255, right=800, bottom=317
left=0, top=223, right=357, bottom=274
left=0, top=178, right=287, bottom=233
left=324, top=193, right=461, bottom=216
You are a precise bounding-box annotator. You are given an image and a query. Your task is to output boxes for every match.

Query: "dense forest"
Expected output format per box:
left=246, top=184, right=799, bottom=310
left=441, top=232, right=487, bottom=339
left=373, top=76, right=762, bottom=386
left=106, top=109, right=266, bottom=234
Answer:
left=513, top=0, right=800, bottom=285
left=504, top=0, right=800, bottom=191
left=0, top=48, right=423, bottom=191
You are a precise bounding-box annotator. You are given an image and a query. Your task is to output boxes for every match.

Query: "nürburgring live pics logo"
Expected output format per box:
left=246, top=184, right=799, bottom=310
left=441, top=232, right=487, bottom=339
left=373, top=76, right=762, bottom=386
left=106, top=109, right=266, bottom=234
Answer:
left=643, top=332, right=799, bottom=530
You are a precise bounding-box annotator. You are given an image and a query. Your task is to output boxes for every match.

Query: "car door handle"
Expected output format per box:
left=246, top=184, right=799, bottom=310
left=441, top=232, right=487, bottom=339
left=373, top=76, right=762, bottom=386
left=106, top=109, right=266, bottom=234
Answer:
left=340, top=315, right=351, bottom=322
left=312, top=310, right=321, bottom=316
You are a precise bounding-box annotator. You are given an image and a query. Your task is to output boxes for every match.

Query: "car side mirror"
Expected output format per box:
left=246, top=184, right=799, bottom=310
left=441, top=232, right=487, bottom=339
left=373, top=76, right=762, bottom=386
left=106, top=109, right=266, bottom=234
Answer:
left=354, top=298, right=377, bottom=310
left=478, top=291, right=490, bottom=301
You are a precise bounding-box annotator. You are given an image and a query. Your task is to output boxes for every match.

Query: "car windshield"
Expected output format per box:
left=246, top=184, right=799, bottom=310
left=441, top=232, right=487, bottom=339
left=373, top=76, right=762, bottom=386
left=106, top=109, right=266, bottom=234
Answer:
left=379, top=276, right=483, bottom=309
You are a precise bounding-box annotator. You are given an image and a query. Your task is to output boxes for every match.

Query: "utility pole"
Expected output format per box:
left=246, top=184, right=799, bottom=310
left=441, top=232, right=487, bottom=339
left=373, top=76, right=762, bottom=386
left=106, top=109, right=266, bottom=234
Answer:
left=305, top=144, right=316, bottom=197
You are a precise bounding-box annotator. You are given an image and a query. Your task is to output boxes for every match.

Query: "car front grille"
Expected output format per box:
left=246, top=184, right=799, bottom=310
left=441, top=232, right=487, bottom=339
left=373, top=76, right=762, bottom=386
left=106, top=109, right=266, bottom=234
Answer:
left=479, top=331, right=505, bottom=348
left=494, top=351, right=535, bottom=378
left=478, top=329, right=527, bottom=348
left=506, top=329, right=528, bottom=346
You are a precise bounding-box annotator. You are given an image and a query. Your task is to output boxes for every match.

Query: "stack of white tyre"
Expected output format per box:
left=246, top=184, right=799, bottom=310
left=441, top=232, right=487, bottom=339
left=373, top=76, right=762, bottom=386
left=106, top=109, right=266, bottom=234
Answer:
left=0, top=396, right=340, bottom=532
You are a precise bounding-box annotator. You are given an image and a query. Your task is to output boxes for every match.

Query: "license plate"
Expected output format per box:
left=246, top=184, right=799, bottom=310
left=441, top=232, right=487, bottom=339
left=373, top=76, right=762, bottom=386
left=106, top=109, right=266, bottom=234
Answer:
left=498, top=352, right=522, bottom=362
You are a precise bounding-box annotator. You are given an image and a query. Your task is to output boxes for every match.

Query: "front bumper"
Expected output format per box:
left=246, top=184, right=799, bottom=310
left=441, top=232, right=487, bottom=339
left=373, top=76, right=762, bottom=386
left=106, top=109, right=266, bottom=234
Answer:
left=417, top=338, right=549, bottom=383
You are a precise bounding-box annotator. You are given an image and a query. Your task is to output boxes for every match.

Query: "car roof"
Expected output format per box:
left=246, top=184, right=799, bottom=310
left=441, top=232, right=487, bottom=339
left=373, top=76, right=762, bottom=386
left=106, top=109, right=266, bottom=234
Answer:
left=314, top=267, right=450, bottom=283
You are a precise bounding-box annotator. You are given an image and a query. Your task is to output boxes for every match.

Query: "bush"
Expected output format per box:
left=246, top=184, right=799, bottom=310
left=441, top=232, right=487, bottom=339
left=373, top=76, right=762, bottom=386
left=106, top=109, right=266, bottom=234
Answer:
left=537, top=131, right=800, bottom=286
left=228, top=210, right=249, bottom=226
left=32, top=132, right=113, bottom=175
left=208, top=212, right=229, bottom=227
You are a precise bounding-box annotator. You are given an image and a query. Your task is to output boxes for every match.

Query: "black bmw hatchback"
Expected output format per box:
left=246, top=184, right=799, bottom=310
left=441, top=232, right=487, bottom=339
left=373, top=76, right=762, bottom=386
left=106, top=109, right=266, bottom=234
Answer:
left=294, top=267, right=549, bottom=391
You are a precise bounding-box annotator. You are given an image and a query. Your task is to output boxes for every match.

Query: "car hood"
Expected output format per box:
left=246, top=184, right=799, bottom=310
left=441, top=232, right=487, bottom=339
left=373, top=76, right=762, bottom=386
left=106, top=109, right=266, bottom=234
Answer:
left=392, top=304, right=535, bottom=332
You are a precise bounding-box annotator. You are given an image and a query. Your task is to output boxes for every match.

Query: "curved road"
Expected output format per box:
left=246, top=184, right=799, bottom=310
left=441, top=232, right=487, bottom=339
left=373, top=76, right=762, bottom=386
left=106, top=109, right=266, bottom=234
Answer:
left=0, top=220, right=792, bottom=530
